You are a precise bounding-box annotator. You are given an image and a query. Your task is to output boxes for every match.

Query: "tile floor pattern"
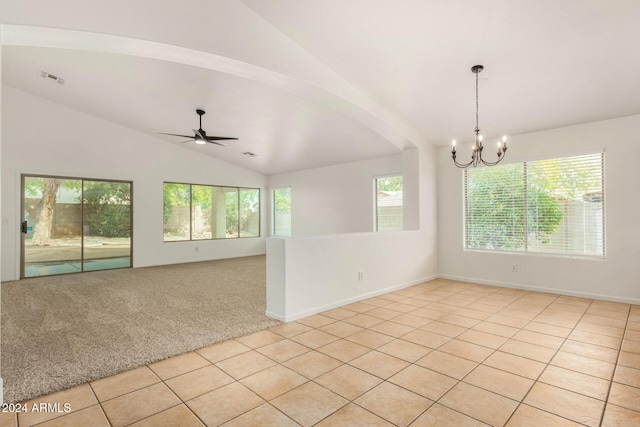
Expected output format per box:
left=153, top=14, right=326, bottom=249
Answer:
left=3, top=279, right=640, bottom=426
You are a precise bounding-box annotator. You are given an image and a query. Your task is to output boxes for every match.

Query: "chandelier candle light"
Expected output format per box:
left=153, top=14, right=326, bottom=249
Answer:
left=451, top=65, right=508, bottom=168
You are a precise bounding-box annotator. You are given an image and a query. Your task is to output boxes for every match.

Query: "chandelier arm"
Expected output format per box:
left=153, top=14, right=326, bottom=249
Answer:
left=479, top=156, right=505, bottom=167
left=452, top=155, right=475, bottom=168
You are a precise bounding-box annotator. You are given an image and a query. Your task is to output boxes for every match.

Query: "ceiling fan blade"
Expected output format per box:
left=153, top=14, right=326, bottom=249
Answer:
left=159, top=113, right=238, bottom=148
left=158, top=132, right=195, bottom=139
left=206, top=136, right=239, bottom=141
left=206, top=140, right=227, bottom=146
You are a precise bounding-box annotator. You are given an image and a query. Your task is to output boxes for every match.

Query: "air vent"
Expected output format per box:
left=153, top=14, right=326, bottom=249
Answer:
left=243, top=151, right=258, bottom=157
left=40, top=71, right=65, bottom=85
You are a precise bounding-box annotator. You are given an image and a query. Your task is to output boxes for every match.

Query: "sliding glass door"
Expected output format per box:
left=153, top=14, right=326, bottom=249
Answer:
left=22, top=176, right=83, bottom=276
left=82, top=180, right=132, bottom=272
left=21, top=175, right=132, bottom=278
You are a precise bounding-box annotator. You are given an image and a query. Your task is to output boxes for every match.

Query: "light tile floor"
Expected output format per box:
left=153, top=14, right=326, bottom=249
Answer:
left=3, top=279, right=640, bottom=426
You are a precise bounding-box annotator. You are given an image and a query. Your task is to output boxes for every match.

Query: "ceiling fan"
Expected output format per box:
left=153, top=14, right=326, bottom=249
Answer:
left=159, top=109, right=238, bottom=146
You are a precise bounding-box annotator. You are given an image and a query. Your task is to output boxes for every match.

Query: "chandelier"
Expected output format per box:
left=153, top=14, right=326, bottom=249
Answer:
left=451, top=65, right=507, bottom=168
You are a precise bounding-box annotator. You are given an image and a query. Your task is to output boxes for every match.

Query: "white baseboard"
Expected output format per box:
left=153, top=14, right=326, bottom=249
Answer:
left=437, top=274, right=640, bottom=306
left=264, top=310, right=286, bottom=322
left=275, top=274, right=439, bottom=322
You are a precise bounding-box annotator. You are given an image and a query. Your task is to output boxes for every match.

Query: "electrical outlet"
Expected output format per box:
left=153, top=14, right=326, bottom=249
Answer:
left=195, top=246, right=199, bottom=252
left=358, top=272, right=364, bottom=281
left=511, top=264, right=518, bottom=272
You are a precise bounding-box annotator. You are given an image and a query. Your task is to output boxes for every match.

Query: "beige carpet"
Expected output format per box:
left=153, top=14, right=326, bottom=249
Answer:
left=1, top=255, right=280, bottom=404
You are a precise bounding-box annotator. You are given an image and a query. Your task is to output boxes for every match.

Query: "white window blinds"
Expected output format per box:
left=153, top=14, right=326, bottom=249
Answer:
left=464, top=153, right=604, bottom=257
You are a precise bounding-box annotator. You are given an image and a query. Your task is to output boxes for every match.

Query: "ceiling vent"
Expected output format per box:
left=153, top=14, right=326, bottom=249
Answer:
left=40, top=71, right=65, bottom=85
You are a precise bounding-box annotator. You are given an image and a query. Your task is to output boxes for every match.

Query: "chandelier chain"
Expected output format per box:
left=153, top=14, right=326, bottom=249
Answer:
left=475, top=68, right=479, bottom=133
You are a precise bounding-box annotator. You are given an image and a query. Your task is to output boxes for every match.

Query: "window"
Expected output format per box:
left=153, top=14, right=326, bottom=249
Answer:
left=464, top=153, right=604, bottom=256
left=375, top=175, right=403, bottom=231
left=239, top=188, right=261, bottom=237
left=163, top=183, right=190, bottom=241
left=273, top=187, right=291, bottom=236
left=163, top=182, right=260, bottom=241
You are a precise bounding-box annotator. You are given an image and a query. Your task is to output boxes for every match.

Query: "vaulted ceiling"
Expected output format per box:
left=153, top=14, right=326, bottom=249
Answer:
left=2, top=0, right=640, bottom=175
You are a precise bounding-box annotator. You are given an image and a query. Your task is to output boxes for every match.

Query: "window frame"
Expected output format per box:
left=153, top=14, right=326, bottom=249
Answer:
left=463, top=152, right=605, bottom=258
left=162, top=181, right=260, bottom=242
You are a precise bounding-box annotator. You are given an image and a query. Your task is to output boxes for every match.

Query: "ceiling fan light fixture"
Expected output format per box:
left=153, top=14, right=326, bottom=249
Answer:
left=194, top=137, right=206, bottom=145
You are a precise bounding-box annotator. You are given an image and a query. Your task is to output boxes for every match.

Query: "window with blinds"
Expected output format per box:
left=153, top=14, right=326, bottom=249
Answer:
left=464, top=153, right=604, bottom=257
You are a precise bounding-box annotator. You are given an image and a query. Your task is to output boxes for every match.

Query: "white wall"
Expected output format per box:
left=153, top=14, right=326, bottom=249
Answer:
left=267, top=143, right=439, bottom=321
left=437, top=115, right=640, bottom=304
left=1, top=86, right=268, bottom=281
left=268, top=154, right=404, bottom=236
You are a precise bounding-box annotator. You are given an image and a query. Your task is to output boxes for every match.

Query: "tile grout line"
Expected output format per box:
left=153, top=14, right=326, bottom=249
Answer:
left=209, top=322, right=388, bottom=426
left=87, top=381, right=114, bottom=427
left=152, top=371, right=207, bottom=427
left=501, top=294, right=591, bottom=426
left=265, top=288, right=441, bottom=426
left=212, top=331, right=314, bottom=426
left=189, top=296, right=631, bottom=425
left=429, top=281, right=535, bottom=424
left=598, top=303, right=632, bottom=427
left=95, top=342, right=260, bottom=426
left=438, top=286, right=552, bottom=426
left=230, top=336, right=357, bottom=425
left=503, top=292, right=577, bottom=426
left=305, top=293, right=435, bottom=426
left=385, top=282, right=534, bottom=425
left=25, top=385, right=110, bottom=427
left=437, top=287, right=625, bottom=425
left=308, top=322, right=399, bottom=425
left=175, top=339, right=296, bottom=426
left=318, top=291, right=637, bottom=426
